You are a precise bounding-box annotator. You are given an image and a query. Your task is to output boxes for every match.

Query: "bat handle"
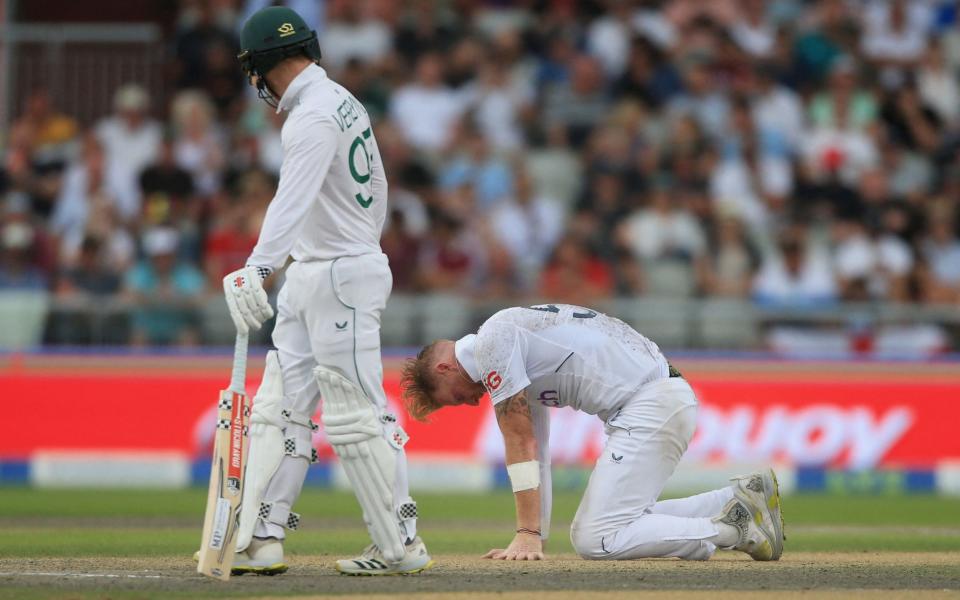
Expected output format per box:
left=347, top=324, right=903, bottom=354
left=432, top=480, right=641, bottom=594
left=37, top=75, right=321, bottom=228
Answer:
left=230, top=331, right=249, bottom=394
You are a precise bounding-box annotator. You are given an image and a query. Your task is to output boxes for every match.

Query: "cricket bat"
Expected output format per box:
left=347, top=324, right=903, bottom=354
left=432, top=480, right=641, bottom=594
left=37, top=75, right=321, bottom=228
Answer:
left=197, top=332, right=250, bottom=580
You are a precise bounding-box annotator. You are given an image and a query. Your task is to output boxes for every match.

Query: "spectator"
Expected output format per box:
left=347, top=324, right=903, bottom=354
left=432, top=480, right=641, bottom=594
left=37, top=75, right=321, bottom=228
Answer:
left=124, top=227, right=205, bottom=346
left=8, top=87, right=78, bottom=181
left=749, top=63, right=804, bottom=153
left=729, top=0, right=776, bottom=58
left=464, top=59, right=533, bottom=152
left=800, top=105, right=879, bottom=187
left=917, top=42, right=960, bottom=127
left=489, top=166, right=565, bottom=291
left=171, top=91, right=225, bottom=197
left=752, top=227, right=837, bottom=306
left=831, top=218, right=914, bottom=301
left=920, top=209, right=960, bottom=303
left=585, top=0, right=634, bottom=78
left=322, top=0, right=393, bottom=70
left=94, top=84, right=162, bottom=222
left=808, top=56, right=878, bottom=131
left=613, top=36, right=683, bottom=108
left=542, top=54, right=610, bottom=146
left=619, top=177, right=708, bottom=264
left=381, top=209, right=422, bottom=292
left=203, top=181, right=261, bottom=285
left=438, top=120, right=512, bottom=210
left=173, top=1, right=240, bottom=94
left=0, top=219, right=46, bottom=291
left=710, top=97, right=792, bottom=229
left=702, top=213, right=759, bottom=298
left=860, top=0, right=932, bottom=70
left=389, top=52, right=466, bottom=152
left=416, top=212, right=487, bottom=293
left=50, top=135, right=134, bottom=271
left=539, top=236, right=614, bottom=306
left=56, top=236, right=121, bottom=298
left=668, top=54, right=731, bottom=141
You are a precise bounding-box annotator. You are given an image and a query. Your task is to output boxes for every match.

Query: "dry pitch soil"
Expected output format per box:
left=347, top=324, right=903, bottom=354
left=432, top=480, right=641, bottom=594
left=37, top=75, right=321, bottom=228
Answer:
left=1, top=552, right=958, bottom=599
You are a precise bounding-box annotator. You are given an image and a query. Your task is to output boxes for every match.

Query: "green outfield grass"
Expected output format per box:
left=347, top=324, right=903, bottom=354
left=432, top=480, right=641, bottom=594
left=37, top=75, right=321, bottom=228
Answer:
left=2, top=488, right=959, bottom=558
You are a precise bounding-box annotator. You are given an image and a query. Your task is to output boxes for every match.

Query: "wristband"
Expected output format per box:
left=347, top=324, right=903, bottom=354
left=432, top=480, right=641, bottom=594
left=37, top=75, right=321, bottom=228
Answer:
left=516, top=527, right=541, bottom=537
left=506, top=460, right=540, bottom=492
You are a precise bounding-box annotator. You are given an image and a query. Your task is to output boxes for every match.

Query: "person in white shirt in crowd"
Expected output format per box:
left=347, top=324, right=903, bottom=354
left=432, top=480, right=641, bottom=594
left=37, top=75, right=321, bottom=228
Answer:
left=710, top=97, right=793, bottom=230
left=170, top=91, right=226, bottom=197
left=94, top=84, right=162, bottom=223
left=668, top=56, right=730, bottom=141
left=917, top=42, right=960, bottom=127
left=921, top=206, right=960, bottom=303
left=320, top=0, right=393, bottom=71
left=216, top=6, right=432, bottom=577
left=832, top=218, right=914, bottom=301
left=801, top=102, right=879, bottom=189
left=753, top=226, right=838, bottom=307
left=465, top=59, right=534, bottom=152
left=51, top=134, right=134, bottom=271
left=749, top=63, right=805, bottom=154
left=620, top=176, right=707, bottom=264
left=729, top=0, right=776, bottom=58
left=400, top=303, right=785, bottom=562
left=585, top=0, right=634, bottom=78
left=489, top=166, right=565, bottom=291
left=389, top=52, right=467, bottom=153
left=861, top=0, right=933, bottom=70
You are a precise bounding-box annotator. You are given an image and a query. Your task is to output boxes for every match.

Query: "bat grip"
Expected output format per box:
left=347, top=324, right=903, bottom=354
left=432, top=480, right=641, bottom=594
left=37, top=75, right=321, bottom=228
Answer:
left=230, top=331, right=249, bottom=393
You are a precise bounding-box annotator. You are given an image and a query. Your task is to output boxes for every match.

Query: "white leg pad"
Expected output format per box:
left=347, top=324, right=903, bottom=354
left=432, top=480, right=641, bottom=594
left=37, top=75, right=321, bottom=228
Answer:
left=316, top=366, right=406, bottom=563
left=237, top=351, right=315, bottom=551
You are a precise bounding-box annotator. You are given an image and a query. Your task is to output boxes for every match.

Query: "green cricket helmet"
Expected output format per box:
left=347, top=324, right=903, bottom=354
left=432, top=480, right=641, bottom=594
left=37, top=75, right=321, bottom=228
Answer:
left=238, top=6, right=321, bottom=107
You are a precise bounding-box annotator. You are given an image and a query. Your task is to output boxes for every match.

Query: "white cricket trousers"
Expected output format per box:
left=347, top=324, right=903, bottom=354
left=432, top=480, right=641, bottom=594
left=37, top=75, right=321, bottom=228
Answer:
left=254, top=253, right=414, bottom=540
left=569, top=377, right=734, bottom=560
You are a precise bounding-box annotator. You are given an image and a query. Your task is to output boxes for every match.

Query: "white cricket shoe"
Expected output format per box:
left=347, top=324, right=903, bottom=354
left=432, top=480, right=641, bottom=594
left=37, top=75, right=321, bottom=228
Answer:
left=232, top=537, right=288, bottom=575
left=194, top=538, right=289, bottom=575
left=731, top=468, right=785, bottom=560
left=712, top=498, right=776, bottom=561
left=335, top=537, right=434, bottom=576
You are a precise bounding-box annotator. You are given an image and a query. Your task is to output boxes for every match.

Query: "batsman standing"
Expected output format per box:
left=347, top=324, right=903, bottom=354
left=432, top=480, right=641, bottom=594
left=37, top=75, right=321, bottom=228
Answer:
left=220, top=6, right=432, bottom=575
left=402, top=304, right=785, bottom=562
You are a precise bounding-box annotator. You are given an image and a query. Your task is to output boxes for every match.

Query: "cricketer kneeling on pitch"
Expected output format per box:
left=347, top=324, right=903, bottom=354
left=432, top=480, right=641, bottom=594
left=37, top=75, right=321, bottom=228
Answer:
left=401, top=303, right=786, bottom=562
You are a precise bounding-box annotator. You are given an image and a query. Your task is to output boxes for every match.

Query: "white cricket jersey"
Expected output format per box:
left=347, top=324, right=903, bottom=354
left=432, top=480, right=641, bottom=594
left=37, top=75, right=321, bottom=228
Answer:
left=455, top=304, right=670, bottom=420
left=247, top=64, right=387, bottom=270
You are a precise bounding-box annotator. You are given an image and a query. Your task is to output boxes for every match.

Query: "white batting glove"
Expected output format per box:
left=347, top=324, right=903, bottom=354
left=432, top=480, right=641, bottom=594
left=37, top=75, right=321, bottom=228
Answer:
left=223, top=266, right=274, bottom=334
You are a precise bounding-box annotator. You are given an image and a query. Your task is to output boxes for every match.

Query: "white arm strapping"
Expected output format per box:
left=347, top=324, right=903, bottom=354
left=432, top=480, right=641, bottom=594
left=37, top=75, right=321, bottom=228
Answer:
left=506, top=460, right=540, bottom=493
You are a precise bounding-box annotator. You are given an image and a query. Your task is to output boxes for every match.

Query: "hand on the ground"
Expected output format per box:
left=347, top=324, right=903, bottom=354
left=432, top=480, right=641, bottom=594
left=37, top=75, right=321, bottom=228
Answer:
left=223, top=266, right=273, bottom=333
left=482, top=532, right=544, bottom=560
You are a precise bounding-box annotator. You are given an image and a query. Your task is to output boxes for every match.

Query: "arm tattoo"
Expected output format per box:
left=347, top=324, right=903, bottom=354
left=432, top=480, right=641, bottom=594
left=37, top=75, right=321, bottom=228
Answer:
left=495, top=391, right=532, bottom=426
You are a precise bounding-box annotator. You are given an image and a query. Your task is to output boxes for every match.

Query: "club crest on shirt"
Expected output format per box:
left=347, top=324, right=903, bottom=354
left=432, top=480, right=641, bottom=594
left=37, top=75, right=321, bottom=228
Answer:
left=485, top=371, right=502, bottom=390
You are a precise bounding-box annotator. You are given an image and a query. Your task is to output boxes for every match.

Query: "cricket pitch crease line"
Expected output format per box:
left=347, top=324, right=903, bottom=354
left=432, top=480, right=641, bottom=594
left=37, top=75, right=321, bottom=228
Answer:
left=0, top=571, right=167, bottom=579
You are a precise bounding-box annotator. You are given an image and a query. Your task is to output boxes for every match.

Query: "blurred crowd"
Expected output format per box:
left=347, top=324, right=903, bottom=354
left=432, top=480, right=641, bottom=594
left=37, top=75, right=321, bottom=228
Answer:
left=3, top=0, right=960, bottom=345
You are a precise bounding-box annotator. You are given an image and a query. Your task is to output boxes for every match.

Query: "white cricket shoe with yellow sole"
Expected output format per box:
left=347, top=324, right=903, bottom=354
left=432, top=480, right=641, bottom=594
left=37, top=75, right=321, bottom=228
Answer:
left=730, top=468, right=785, bottom=560
left=712, top=498, right=777, bottom=561
left=335, top=537, right=434, bottom=576
left=192, top=537, right=288, bottom=575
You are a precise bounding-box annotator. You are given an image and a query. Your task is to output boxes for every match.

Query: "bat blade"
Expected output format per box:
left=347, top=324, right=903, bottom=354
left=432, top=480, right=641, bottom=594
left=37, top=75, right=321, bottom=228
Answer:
left=197, top=389, right=250, bottom=580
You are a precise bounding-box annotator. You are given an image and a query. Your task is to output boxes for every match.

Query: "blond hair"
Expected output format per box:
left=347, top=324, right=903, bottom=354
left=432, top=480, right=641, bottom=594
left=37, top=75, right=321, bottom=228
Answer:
left=400, top=342, right=443, bottom=422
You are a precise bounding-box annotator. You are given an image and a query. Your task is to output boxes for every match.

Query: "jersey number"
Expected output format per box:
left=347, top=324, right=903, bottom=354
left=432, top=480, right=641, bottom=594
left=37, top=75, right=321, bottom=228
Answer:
left=349, top=127, right=374, bottom=208
left=527, top=304, right=597, bottom=319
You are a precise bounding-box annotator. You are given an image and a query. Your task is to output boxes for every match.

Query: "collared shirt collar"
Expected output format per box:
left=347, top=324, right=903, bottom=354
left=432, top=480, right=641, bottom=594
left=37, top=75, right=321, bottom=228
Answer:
left=276, top=63, right=327, bottom=113
left=454, top=334, right=481, bottom=382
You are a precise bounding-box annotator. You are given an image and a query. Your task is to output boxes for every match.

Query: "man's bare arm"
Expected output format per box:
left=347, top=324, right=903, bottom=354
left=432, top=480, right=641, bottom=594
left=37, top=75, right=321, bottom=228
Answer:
left=484, top=390, right=544, bottom=560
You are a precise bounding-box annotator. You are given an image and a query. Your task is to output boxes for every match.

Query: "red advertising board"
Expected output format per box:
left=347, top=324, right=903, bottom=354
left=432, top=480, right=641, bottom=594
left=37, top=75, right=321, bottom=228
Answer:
left=1, top=355, right=958, bottom=469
